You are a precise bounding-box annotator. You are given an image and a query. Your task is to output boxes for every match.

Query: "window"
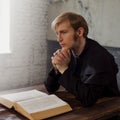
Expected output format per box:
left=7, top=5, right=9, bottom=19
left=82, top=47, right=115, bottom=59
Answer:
left=0, top=0, right=10, bottom=53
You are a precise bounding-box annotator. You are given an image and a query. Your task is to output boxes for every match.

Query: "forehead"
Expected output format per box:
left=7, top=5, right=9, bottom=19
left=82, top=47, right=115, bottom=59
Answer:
left=55, top=20, right=73, bottom=31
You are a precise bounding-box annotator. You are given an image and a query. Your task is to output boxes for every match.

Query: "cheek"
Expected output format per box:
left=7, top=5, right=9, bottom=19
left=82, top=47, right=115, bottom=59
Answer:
left=73, top=34, right=79, bottom=41
left=64, top=33, right=76, bottom=48
left=67, top=38, right=75, bottom=48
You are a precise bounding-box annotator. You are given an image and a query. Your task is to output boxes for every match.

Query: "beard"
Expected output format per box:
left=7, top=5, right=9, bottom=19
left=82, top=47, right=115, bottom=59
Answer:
left=73, top=33, right=79, bottom=41
left=71, top=33, right=81, bottom=49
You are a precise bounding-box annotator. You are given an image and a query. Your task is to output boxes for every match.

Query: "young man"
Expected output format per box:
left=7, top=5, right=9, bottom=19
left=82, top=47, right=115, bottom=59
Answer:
left=44, top=12, right=120, bottom=107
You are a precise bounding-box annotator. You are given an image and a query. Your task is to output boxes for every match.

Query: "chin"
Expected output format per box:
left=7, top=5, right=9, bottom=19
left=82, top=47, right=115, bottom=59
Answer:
left=62, top=46, right=69, bottom=49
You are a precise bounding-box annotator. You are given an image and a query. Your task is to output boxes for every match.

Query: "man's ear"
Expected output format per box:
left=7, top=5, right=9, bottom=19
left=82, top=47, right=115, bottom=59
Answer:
left=76, top=27, right=84, bottom=37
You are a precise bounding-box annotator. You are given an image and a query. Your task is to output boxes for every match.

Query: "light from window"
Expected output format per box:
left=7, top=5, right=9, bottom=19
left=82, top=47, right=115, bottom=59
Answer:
left=0, top=0, right=10, bottom=53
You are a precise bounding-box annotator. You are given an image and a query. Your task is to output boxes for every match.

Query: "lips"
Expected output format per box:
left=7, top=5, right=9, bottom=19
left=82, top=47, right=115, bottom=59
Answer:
left=60, top=44, right=65, bottom=47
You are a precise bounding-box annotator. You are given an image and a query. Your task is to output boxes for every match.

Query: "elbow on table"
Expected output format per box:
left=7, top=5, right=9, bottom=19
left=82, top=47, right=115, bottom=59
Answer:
left=76, top=96, right=97, bottom=107
left=44, top=81, right=60, bottom=94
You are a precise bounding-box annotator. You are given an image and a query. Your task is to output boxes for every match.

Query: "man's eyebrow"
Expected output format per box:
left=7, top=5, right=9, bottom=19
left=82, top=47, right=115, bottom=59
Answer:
left=55, top=29, right=68, bottom=34
left=59, top=29, right=68, bottom=32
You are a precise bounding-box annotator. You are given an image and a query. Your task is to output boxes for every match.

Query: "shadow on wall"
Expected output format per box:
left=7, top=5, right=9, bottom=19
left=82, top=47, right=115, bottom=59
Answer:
left=47, top=40, right=120, bottom=91
left=47, top=40, right=61, bottom=72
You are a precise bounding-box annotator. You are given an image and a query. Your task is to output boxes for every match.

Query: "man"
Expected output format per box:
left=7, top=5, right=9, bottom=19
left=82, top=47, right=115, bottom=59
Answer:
left=44, top=12, right=120, bottom=107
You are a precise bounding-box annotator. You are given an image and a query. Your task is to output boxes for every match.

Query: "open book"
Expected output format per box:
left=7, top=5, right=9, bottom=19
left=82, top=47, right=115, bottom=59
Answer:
left=0, top=89, right=72, bottom=120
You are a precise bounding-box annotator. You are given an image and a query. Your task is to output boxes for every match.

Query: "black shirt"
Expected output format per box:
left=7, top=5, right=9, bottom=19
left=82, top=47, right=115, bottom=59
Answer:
left=44, top=38, right=120, bottom=107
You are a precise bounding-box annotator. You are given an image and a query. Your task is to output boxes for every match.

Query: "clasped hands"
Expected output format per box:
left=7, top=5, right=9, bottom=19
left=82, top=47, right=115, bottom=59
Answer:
left=51, top=48, right=71, bottom=74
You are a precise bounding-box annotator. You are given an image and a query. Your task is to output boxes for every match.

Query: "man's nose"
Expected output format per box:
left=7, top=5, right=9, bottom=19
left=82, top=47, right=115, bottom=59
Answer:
left=57, top=34, right=63, bottom=42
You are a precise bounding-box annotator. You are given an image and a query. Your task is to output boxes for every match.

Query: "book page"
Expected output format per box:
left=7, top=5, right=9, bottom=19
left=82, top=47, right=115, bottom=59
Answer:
left=16, top=95, right=69, bottom=113
left=0, top=89, right=47, bottom=102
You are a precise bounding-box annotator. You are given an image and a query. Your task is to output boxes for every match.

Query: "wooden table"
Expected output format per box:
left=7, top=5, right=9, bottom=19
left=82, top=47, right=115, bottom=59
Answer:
left=0, top=85, right=120, bottom=120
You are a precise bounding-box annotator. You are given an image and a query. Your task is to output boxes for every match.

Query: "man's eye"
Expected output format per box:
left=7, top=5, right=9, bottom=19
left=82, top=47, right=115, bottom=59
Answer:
left=62, top=31, right=67, bottom=34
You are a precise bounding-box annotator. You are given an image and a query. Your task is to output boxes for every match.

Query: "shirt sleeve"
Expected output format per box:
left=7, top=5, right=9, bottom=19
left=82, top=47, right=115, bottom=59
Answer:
left=44, top=68, right=61, bottom=94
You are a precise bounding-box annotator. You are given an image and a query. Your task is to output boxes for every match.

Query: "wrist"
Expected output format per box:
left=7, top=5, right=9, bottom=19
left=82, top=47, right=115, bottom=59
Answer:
left=59, top=66, right=68, bottom=74
left=53, top=65, right=59, bottom=75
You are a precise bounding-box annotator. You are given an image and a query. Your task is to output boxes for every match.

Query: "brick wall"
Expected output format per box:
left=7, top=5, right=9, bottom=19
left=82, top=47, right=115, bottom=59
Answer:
left=0, top=0, right=49, bottom=91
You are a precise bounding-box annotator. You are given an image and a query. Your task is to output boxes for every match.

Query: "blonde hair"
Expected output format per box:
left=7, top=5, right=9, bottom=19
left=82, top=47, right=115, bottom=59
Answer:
left=51, top=12, right=89, bottom=38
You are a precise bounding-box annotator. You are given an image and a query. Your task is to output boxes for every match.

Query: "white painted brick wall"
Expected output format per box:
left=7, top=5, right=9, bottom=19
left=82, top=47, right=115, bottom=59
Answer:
left=0, top=0, right=49, bottom=91
left=47, top=0, right=120, bottom=47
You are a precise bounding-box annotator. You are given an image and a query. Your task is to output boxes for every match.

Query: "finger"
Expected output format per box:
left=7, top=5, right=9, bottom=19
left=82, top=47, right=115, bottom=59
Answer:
left=61, top=49, right=70, bottom=58
left=51, top=56, right=54, bottom=60
left=53, top=49, right=61, bottom=56
left=55, top=56, right=63, bottom=64
left=57, top=52, right=65, bottom=60
left=51, top=55, right=61, bottom=65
